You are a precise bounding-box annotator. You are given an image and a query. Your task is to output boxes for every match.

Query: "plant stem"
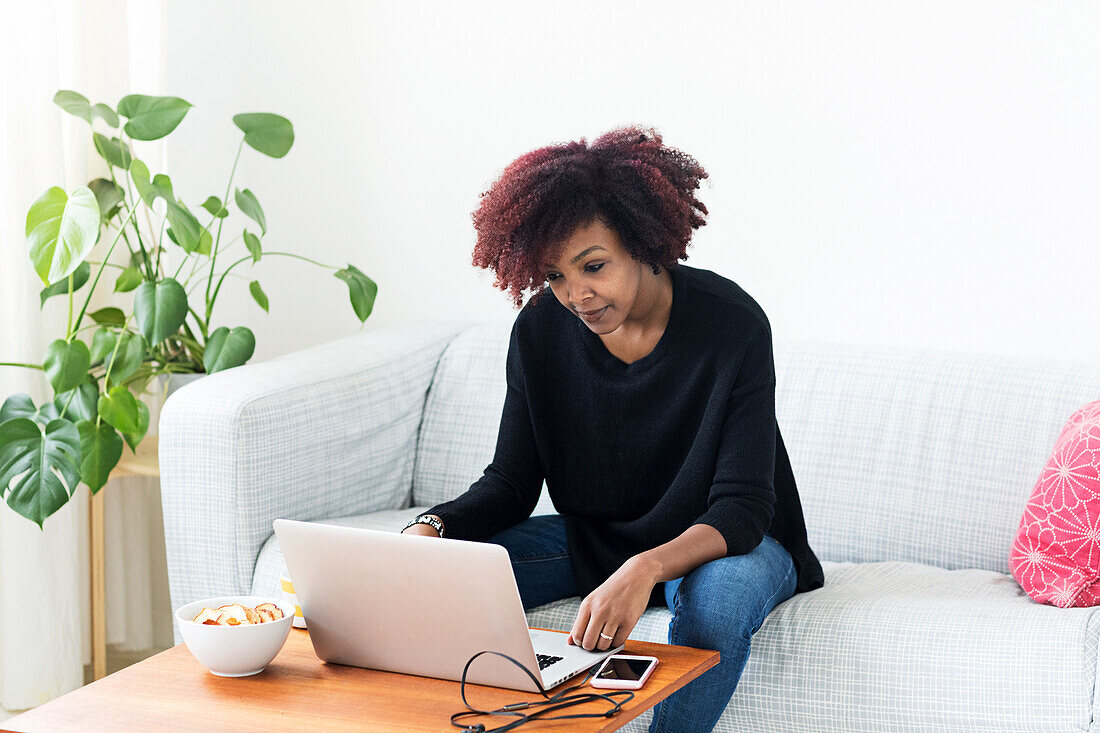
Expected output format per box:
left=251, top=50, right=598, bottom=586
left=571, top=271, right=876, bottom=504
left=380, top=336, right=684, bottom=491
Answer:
left=118, top=227, right=150, bottom=278
left=186, top=270, right=250, bottom=297
left=118, top=362, right=199, bottom=391
left=66, top=271, right=73, bottom=339
left=206, top=251, right=336, bottom=313
left=58, top=379, right=79, bottom=421
left=0, top=362, right=44, bottom=370
left=155, top=214, right=166, bottom=276
left=187, top=306, right=208, bottom=341
left=205, top=137, right=245, bottom=327
left=171, top=250, right=191, bottom=281
left=118, top=130, right=157, bottom=278
left=182, top=233, right=241, bottom=291
left=96, top=315, right=137, bottom=429
left=106, top=169, right=141, bottom=266
left=109, top=166, right=153, bottom=279
left=72, top=206, right=138, bottom=338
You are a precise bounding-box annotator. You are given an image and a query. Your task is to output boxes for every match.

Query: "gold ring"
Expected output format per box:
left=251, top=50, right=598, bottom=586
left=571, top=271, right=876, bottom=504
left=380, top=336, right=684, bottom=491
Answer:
left=599, top=632, right=614, bottom=641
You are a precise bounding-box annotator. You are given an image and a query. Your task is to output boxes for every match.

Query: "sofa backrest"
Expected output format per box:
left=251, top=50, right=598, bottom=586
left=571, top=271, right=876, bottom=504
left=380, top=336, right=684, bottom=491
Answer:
left=411, top=326, right=557, bottom=517
left=412, top=325, right=1100, bottom=574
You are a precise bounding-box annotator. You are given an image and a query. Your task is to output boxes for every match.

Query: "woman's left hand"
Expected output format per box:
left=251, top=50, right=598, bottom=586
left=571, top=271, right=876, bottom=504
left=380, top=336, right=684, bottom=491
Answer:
left=568, top=555, right=659, bottom=651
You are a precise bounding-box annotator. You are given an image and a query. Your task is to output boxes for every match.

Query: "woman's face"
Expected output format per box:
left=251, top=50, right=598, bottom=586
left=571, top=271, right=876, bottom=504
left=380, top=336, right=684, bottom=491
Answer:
left=541, top=217, right=647, bottom=334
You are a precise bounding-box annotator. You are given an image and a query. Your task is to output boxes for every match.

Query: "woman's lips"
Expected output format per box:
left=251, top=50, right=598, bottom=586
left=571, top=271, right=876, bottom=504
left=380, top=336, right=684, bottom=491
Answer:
left=580, top=306, right=608, bottom=323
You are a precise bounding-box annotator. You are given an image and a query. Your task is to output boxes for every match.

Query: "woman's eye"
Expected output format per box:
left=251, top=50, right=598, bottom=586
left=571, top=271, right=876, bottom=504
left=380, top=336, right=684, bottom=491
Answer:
left=546, top=263, right=602, bottom=283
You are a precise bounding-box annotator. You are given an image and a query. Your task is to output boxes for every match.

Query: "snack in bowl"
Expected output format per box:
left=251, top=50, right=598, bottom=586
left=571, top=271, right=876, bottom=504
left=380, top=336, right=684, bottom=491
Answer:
left=193, top=602, right=284, bottom=625
left=176, top=595, right=294, bottom=677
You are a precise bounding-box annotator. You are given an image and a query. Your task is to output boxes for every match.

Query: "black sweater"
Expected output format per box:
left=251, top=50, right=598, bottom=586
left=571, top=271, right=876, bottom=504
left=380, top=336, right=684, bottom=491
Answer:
left=428, top=263, right=824, bottom=606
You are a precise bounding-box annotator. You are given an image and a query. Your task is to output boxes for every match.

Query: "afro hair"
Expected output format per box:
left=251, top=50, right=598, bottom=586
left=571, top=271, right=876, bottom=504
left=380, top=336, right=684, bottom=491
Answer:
left=470, top=124, right=710, bottom=308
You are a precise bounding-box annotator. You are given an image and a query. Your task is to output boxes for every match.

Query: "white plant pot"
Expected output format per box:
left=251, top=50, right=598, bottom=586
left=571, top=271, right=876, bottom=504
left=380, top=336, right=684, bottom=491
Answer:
left=145, top=372, right=206, bottom=437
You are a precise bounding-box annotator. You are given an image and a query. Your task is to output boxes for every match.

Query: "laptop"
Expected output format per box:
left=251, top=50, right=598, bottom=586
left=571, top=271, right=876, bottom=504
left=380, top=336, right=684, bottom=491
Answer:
left=272, top=518, right=625, bottom=692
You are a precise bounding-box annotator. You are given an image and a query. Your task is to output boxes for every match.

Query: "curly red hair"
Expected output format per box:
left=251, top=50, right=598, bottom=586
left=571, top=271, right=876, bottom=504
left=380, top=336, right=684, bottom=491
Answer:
left=471, top=125, right=710, bottom=308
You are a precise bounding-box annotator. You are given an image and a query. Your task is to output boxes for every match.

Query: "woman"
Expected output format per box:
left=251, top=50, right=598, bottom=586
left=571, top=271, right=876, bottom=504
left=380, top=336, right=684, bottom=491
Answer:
left=402, top=125, right=824, bottom=732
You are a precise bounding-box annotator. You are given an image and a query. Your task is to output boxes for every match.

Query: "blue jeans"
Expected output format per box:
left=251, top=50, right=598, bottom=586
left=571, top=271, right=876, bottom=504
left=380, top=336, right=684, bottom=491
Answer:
left=485, top=514, right=797, bottom=733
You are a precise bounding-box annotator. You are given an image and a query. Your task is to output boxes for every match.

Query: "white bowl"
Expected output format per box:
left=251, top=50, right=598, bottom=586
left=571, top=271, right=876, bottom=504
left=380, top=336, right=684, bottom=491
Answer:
left=175, top=595, right=295, bottom=677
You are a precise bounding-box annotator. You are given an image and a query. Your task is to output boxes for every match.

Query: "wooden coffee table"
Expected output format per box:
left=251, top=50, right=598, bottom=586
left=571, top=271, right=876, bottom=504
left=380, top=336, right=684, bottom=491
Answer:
left=4, top=627, right=718, bottom=732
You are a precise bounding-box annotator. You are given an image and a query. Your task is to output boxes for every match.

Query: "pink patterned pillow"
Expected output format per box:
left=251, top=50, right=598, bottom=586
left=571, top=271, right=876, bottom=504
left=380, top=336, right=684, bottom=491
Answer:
left=1010, top=400, right=1100, bottom=607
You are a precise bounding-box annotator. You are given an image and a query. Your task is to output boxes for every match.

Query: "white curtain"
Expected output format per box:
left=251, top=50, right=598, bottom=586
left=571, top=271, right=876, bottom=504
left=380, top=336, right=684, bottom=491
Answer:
left=0, top=0, right=172, bottom=711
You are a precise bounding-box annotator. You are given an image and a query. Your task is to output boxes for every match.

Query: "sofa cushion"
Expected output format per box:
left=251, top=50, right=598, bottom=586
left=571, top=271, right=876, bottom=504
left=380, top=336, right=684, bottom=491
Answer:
left=612, top=561, right=1100, bottom=733
left=1010, top=399, right=1100, bottom=607
left=410, top=325, right=556, bottom=514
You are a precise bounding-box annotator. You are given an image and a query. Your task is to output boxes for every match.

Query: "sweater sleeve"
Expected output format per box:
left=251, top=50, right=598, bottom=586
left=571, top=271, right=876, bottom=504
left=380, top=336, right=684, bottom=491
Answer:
left=425, top=320, right=544, bottom=541
left=692, top=318, right=778, bottom=556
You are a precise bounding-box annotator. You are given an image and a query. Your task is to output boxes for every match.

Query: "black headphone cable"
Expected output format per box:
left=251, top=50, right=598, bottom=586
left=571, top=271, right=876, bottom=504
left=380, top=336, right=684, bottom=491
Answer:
left=450, top=650, right=636, bottom=732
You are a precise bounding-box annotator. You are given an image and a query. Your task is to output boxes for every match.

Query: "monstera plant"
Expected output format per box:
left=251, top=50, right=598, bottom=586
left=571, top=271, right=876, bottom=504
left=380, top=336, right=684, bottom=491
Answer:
left=0, top=91, right=378, bottom=528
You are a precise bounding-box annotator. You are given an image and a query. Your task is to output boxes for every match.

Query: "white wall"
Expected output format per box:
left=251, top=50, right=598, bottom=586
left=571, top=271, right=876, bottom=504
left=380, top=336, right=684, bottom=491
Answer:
left=157, top=0, right=1100, bottom=366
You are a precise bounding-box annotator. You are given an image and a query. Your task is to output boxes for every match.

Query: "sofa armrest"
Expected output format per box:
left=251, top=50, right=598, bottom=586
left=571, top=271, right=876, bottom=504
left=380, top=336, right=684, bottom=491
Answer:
left=159, top=319, right=468, bottom=633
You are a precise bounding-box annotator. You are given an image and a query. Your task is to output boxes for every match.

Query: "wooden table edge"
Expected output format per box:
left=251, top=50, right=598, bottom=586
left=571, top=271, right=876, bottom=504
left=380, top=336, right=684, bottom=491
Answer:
left=4, top=626, right=719, bottom=732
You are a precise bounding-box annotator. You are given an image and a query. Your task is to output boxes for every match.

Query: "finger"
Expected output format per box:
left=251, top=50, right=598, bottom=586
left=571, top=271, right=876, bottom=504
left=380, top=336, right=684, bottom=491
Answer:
left=581, top=612, right=604, bottom=651
left=570, top=603, right=591, bottom=647
left=613, top=626, right=629, bottom=648
left=597, top=623, right=618, bottom=651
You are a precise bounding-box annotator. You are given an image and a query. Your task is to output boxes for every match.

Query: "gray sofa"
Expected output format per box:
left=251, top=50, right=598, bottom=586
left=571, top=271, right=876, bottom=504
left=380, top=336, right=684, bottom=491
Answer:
left=160, top=319, right=1100, bottom=732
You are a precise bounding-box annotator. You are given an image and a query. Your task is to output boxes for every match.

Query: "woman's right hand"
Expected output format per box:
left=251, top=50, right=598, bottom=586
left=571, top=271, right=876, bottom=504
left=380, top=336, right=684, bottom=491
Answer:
left=401, top=523, right=441, bottom=538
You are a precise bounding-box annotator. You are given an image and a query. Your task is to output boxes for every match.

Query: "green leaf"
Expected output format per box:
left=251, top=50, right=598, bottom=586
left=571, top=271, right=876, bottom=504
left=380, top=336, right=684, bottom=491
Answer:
left=39, top=261, right=90, bottom=308
left=54, top=93, right=119, bottom=130
left=0, top=394, right=37, bottom=423
left=0, top=395, right=77, bottom=431
left=201, top=196, right=228, bottom=218
left=43, top=338, right=91, bottom=394
left=133, top=279, right=187, bottom=345
left=243, top=230, right=262, bottom=263
left=334, top=264, right=378, bottom=323
left=89, top=328, right=144, bottom=379
left=234, top=188, right=266, bottom=234
left=97, top=386, right=142, bottom=434
left=25, top=186, right=101, bottom=286
left=120, top=401, right=149, bottom=452
left=89, top=307, right=125, bottom=327
left=88, top=178, right=125, bottom=218
left=0, top=417, right=82, bottom=528
left=54, top=377, right=100, bottom=423
left=53, top=90, right=92, bottom=123
left=249, top=280, right=269, bottom=312
left=130, top=160, right=176, bottom=210
left=169, top=227, right=212, bottom=256
left=203, top=326, right=255, bottom=373
left=164, top=199, right=203, bottom=253
left=117, top=94, right=192, bottom=141
left=129, top=160, right=155, bottom=208
left=152, top=174, right=174, bottom=201
left=195, top=228, right=213, bottom=256
left=104, top=332, right=146, bottom=388
left=91, top=103, right=119, bottom=128
left=89, top=328, right=115, bottom=365
left=92, top=133, right=133, bottom=169
left=76, top=419, right=123, bottom=493
left=114, top=266, right=143, bottom=293
left=35, top=401, right=61, bottom=424
left=232, top=113, right=294, bottom=158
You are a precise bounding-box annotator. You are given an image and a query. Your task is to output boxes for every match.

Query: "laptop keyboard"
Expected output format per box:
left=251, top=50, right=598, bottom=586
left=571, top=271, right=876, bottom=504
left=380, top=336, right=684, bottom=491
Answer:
left=536, top=654, right=564, bottom=670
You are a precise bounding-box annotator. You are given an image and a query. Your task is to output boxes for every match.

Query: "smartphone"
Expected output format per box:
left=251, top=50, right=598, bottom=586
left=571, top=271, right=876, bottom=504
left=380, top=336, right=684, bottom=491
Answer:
left=589, top=654, right=659, bottom=689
